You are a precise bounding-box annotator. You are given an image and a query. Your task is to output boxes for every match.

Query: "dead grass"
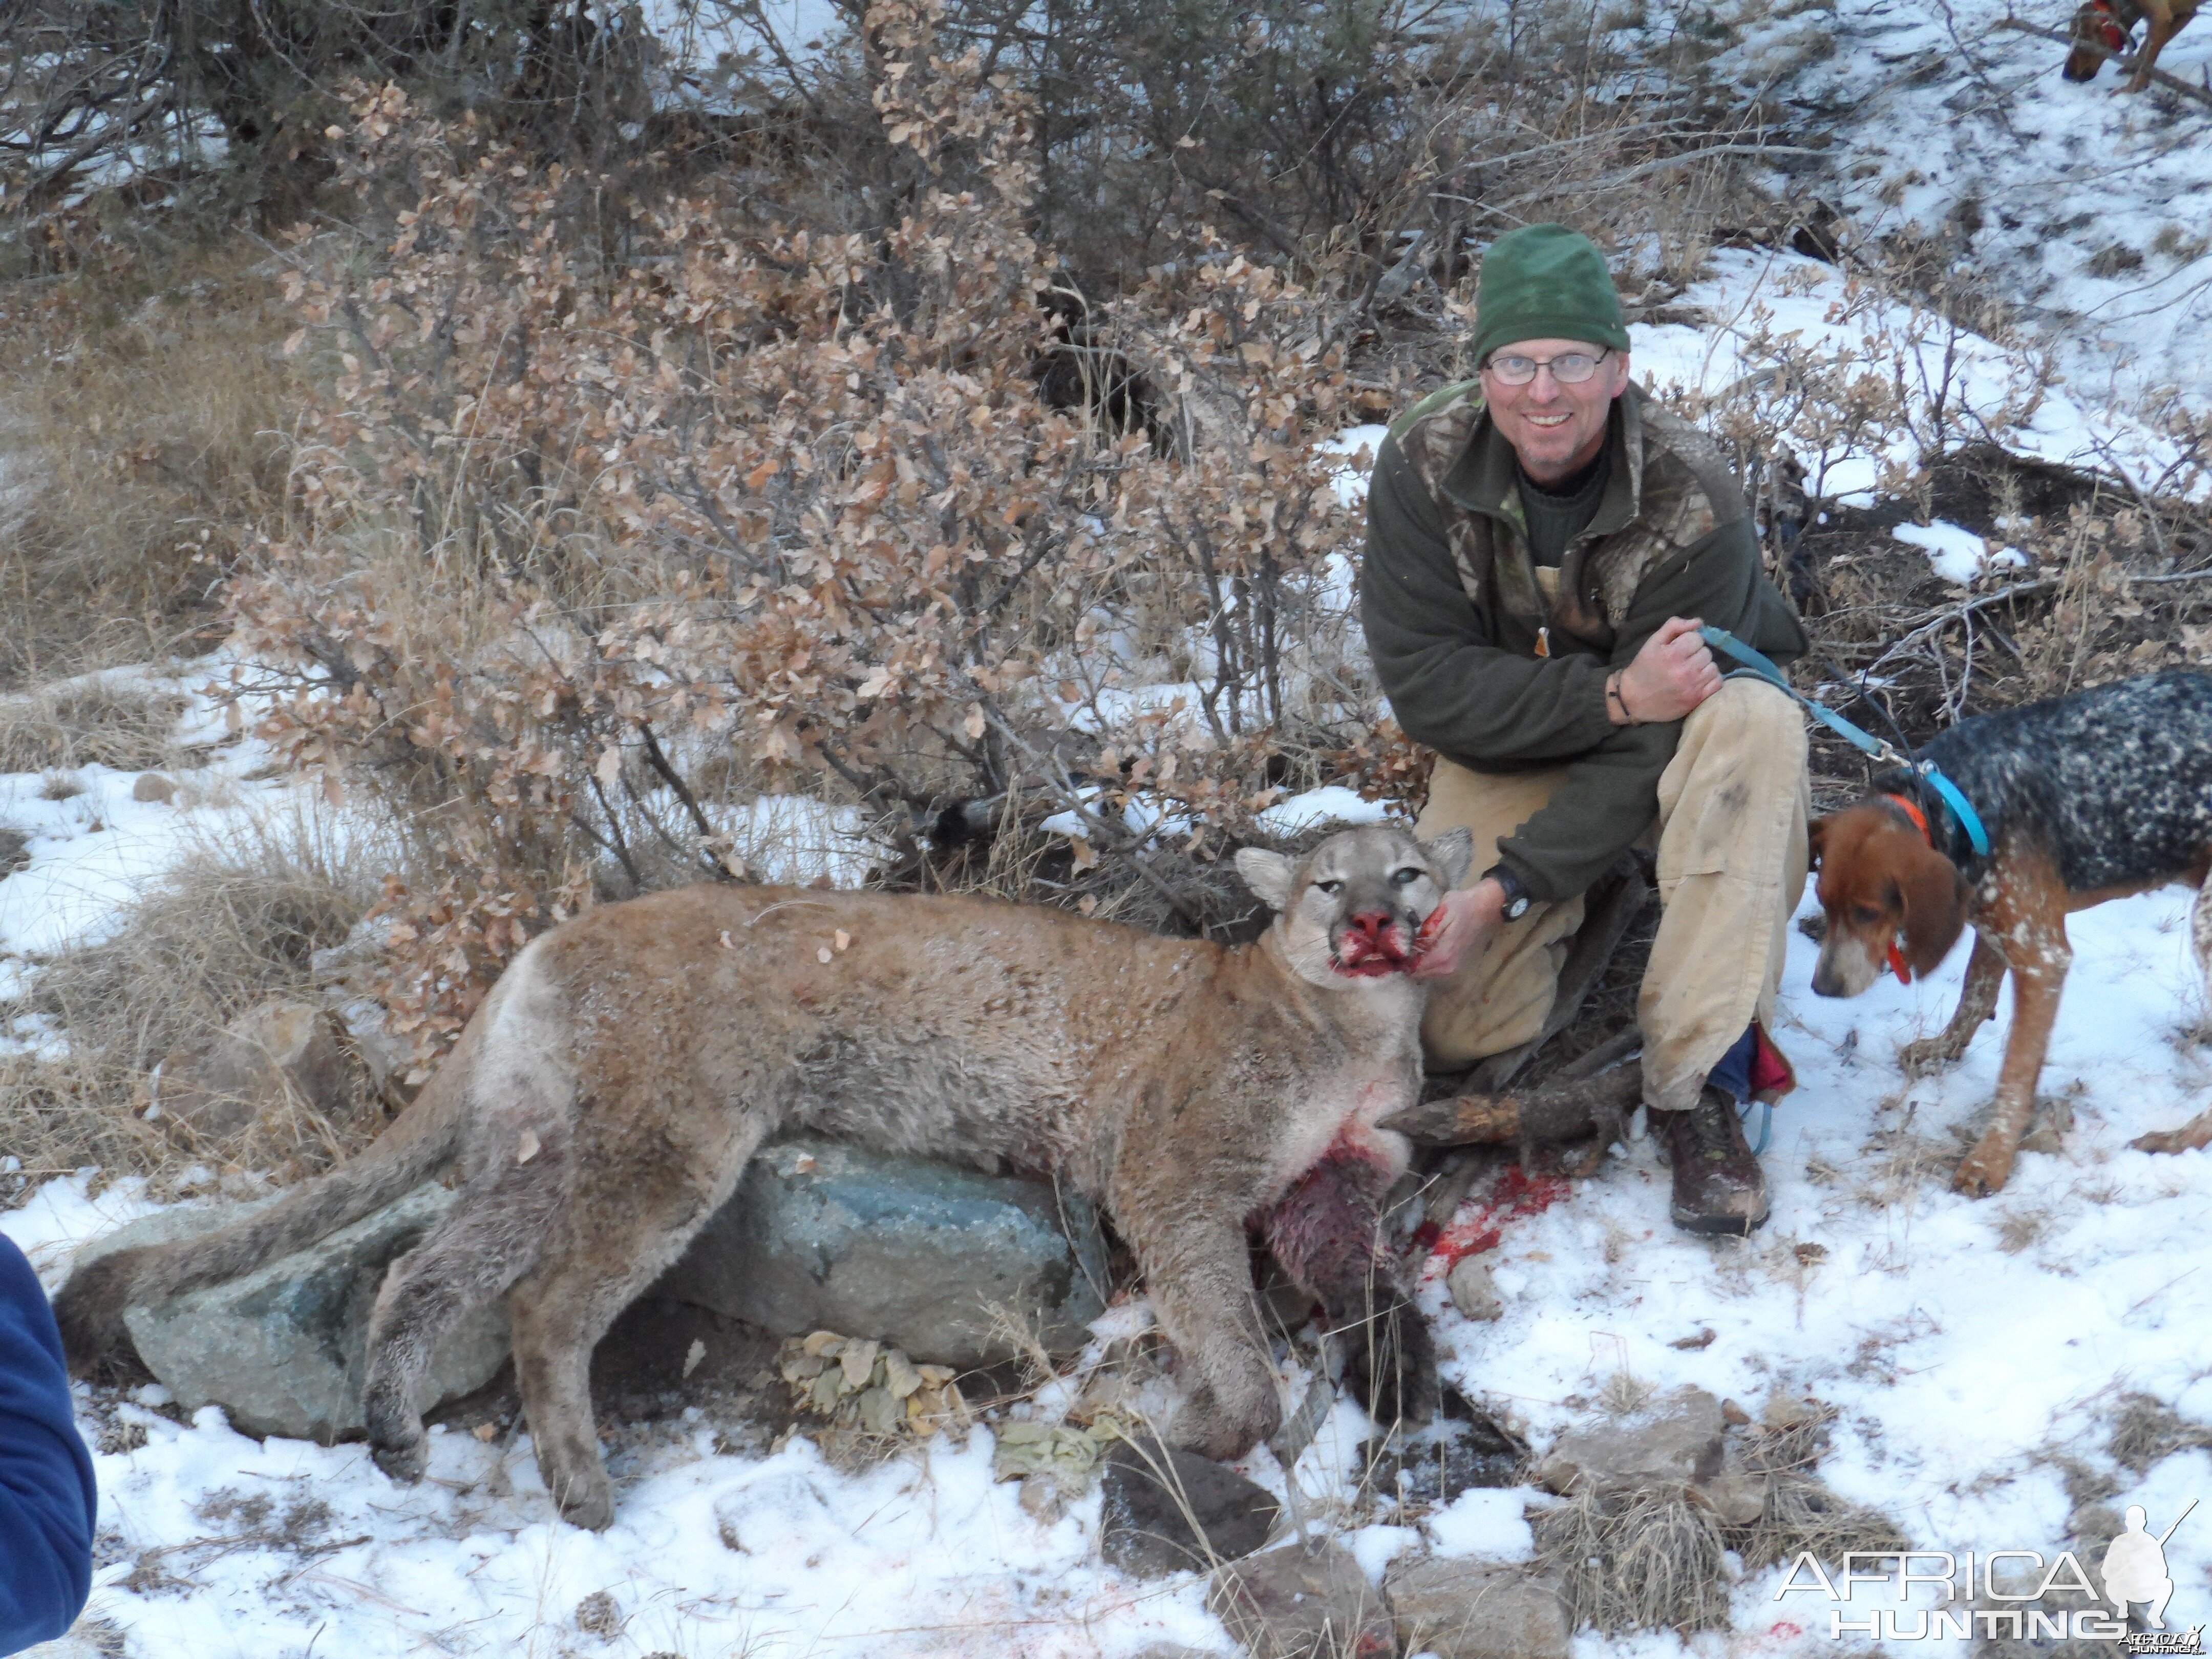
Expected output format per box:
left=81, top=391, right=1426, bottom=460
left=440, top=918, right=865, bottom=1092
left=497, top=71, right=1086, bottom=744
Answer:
left=2108, top=1391, right=2212, bottom=1474
left=1, top=807, right=392, bottom=1200
left=0, top=241, right=300, bottom=686
left=0, top=676, right=188, bottom=773
left=1533, top=1487, right=1732, bottom=1633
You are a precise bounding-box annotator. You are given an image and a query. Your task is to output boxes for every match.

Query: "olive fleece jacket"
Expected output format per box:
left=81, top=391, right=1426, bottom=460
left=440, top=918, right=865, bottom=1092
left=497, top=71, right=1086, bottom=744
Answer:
left=1362, top=381, right=1806, bottom=902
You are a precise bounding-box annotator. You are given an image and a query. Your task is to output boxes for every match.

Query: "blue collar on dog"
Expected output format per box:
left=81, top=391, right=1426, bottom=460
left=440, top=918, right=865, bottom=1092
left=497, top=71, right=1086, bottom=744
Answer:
left=1696, top=625, right=1992, bottom=859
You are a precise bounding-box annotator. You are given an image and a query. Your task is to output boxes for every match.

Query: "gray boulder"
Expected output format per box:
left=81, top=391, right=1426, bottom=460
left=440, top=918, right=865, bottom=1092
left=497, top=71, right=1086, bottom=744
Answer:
left=657, top=1138, right=1109, bottom=1367
left=1534, top=1385, right=1726, bottom=1496
left=1209, top=1538, right=1396, bottom=1658
left=99, top=1183, right=508, bottom=1443
left=1099, top=1436, right=1283, bottom=1577
left=1385, top=1558, right=1570, bottom=1659
left=80, top=1133, right=1109, bottom=1441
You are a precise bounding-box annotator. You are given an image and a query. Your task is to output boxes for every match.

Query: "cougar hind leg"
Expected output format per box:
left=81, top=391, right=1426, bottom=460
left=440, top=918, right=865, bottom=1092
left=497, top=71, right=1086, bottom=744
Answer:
left=363, top=1142, right=566, bottom=1487
left=505, top=1113, right=779, bottom=1530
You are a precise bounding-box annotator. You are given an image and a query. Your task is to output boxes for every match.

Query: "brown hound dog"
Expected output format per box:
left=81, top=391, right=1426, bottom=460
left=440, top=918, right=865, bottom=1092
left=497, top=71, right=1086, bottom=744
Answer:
left=2064, top=0, right=2200, bottom=90
left=1809, top=671, right=2212, bottom=1197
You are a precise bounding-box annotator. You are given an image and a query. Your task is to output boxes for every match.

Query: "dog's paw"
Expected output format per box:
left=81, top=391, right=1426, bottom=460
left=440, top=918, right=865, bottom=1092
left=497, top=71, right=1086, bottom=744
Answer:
left=1952, top=1138, right=2016, bottom=1198
left=2132, top=1122, right=2212, bottom=1156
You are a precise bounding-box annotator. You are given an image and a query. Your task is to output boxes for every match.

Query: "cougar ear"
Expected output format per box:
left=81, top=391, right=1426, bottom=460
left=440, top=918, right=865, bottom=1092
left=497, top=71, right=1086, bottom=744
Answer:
left=1418, top=825, right=1476, bottom=891
left=1233, top=847, right=1299, bottom=913
left=1807, top=815, right=1831, bottom=870
left=1896, top=842, right=1970, bottom=976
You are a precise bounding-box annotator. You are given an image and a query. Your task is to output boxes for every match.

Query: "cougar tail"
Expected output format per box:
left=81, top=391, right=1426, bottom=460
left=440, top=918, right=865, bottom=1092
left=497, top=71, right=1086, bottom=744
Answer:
left=51, top=1019, right=482, bottom=1376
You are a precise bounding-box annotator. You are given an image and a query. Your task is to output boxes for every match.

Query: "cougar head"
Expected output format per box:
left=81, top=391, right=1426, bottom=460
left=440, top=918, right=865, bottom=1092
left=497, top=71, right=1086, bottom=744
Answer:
left=1235, top=824, right=1475, bottom=988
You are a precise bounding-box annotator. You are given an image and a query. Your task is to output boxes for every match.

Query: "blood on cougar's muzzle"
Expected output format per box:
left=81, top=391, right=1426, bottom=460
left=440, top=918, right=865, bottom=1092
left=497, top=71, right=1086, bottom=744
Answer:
left=1332, top=907, right=1414, bottom=976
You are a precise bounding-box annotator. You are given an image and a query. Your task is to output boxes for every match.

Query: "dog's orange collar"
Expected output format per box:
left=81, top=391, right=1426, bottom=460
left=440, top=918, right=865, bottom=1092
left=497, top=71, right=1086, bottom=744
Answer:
left=2090, top=0, right=2129, bottom=51
left=1881, top=792, right=1932, bottom=844
left=1879, top=793, right=1930, bottom=984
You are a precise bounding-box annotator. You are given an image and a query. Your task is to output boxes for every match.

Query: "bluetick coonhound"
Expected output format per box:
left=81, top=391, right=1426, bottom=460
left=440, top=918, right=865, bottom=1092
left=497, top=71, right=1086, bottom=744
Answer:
left=1806, top=669, right=2212, bottom=1196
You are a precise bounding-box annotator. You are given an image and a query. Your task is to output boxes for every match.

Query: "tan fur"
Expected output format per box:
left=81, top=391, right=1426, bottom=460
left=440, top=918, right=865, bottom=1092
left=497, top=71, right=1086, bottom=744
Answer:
left=55, top=824, right=1473, bottom=1530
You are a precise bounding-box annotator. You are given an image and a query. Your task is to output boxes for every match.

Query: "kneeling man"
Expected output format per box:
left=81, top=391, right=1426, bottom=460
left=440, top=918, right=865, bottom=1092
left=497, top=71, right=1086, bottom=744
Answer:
left=1363, top=223, right=1810, bottom=1236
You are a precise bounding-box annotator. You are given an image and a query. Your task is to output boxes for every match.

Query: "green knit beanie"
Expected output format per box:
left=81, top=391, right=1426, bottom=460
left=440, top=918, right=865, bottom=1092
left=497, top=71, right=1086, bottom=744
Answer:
left=1470, top=225, right=1631, bottom=368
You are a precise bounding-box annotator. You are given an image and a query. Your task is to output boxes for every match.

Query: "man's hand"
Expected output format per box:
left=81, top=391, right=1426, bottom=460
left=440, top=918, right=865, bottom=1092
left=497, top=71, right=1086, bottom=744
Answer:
left=1411, top=877, right=1508, bottom=979
left=1610, top=615, right=1722, bottom=725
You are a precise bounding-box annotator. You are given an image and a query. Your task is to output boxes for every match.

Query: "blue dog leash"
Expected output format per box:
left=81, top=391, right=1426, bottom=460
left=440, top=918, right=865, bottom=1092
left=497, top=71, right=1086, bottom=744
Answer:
left=1695, top=625, right=1992, bottom=859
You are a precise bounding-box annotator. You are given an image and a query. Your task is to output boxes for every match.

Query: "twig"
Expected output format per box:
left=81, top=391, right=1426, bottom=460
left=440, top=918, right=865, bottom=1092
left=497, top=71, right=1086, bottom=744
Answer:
left=1992, top=16, right=2212, bottom=105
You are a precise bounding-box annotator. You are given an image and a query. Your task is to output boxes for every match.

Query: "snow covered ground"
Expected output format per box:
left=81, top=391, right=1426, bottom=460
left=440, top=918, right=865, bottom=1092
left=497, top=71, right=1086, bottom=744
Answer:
left=1710, top=0, right=2212, bottom=429
left=6, top=679, right=2212, bottom=1656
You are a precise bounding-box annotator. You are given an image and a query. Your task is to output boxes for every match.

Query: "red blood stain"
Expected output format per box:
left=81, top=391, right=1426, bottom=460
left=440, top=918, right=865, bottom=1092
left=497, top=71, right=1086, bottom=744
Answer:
left=1415, top=1165, right=1572, bottom=1275
left=1767, top=1623, right=1804, bottom=1641
left=1332, top=910, right=1414, bottom=976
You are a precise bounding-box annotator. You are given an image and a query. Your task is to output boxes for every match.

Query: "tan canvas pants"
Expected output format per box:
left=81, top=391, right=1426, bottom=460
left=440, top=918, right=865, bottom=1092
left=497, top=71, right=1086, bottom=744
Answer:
left=1413, top=678, right=1810, bottom=1112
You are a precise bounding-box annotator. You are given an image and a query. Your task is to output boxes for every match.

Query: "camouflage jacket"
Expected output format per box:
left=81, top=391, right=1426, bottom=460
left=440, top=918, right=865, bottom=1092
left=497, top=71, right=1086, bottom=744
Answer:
left=1362, top=380, right=1805, bottom=902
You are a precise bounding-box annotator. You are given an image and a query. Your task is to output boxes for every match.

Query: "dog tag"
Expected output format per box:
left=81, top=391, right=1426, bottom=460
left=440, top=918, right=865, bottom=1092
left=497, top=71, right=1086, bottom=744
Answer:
left=1535, top=626, right=1550, bottom=658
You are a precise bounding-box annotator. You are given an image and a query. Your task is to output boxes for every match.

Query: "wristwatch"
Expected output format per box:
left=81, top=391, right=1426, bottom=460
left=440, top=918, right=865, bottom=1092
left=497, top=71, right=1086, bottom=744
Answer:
left=1484, top=863, right=1532, bottom=922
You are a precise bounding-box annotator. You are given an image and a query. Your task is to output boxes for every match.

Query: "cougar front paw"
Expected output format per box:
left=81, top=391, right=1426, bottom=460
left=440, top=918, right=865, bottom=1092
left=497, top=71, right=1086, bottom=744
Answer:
left=1338, top=1290, right=1438, bottom=1430
left=1168, top=1375, right=1282, bottom=1462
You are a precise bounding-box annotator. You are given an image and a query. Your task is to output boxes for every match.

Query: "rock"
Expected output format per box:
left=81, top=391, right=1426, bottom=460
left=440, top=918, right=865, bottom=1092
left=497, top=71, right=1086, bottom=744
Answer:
left=1208, top=1538, right=1396, bottom=1658
left=2021, top=1094, right=2075, bottom=1157
left=1385, top=1558, right=1570, bottom=1659
left=1534, top=1386, right=1726, bottom=1496
left=153, top=998, right=364, bottom=1143
left=1447, top=1256, right=1503, bottom=1321
left=131, top=772, right=176, bottom=803
left=309, top=916, right=413, bottom=1097
left=1695, top=1468, right=1770, bottom=1527
left=1099, top=1436, right=1282, bottom=1577
left=1018, top=1472, right=1067, bottom=1523
left=112, top=1182, right=508, bottom=1442
left=658, top=1138, right=1110, bottom=1368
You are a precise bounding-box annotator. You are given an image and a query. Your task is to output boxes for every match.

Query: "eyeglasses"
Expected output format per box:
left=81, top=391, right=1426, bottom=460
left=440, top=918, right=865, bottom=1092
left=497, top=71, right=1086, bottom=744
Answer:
left=1482, top=349, right=1611, bottom=387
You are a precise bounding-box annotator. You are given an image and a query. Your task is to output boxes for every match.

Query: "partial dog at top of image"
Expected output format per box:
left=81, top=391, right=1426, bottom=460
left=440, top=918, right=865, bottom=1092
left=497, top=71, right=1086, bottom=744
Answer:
left=2064, top=0, right=2200, bottom=90
left=1807, top=669, right=2212, bottom=1199
left=53, top=824, right=1472, bottom=1531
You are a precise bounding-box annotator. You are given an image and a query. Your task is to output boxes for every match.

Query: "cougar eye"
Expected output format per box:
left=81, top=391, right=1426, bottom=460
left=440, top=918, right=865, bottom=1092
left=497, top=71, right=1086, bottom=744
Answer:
left=1315, top=879, right=1344, bottom=896
left=1390, top=867, right=1422, bottom=886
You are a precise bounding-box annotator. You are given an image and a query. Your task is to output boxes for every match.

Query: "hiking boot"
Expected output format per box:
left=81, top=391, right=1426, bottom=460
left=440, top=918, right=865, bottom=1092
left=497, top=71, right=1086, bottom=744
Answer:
left=1653, top=1085, right=1770, bottom=1237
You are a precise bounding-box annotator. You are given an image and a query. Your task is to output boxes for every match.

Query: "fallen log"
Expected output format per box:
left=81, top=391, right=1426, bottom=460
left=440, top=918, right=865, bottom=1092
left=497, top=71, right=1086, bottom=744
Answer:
left=1384, top=1041, right=1645, bottom=1150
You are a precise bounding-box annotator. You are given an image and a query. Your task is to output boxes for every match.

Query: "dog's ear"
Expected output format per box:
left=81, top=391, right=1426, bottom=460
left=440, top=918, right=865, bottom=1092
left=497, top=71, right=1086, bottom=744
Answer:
left=1896, top=842, right=1970, bottom=976
left=1808, top=815, right=1831, bottom=870
left=1234, top=847, right=1299, bottom=913
left=1418, top=825, right=1476, bottom=891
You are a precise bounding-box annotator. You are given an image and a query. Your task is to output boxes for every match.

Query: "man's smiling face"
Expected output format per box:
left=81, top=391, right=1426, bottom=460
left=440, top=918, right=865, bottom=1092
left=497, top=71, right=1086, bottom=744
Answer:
left=1480, top=337, right=1632, bottom=485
